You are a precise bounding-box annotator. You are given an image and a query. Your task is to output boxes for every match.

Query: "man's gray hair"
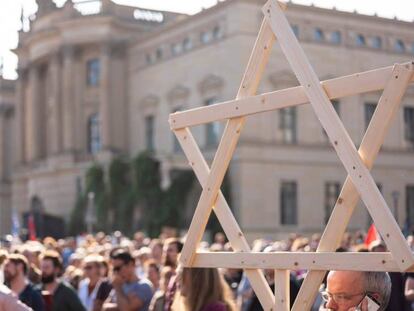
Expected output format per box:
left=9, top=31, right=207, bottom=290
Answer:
left=362, top=271, right=391, bottom=311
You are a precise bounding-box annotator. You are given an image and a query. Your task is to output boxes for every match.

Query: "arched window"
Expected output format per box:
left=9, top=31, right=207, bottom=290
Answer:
left=291, top=25, right=299, bottom=38
left=201, top=31, right=211, bottom=44
left=86, top=59, right=100, bottom=86
left=372, top=36, right=382, bottom=49
left=331, top=31, right=341, bottom=44
left=314, top=28, right=324, bottom=42
left=156, top=48, right=163, bottom=60
left=356, top=34, right=366, bottom=46
left=183, top=37, right=192, bottom=51
left=87, top=113, right=101, bottom=154
left=213, top=25, right=223, bottom=39
left=395, top=39, right=405, bottom=53
left=205, top=98, right=220, bottom=147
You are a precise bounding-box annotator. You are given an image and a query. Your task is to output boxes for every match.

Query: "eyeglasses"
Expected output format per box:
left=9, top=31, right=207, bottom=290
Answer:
left=113, top=264, right=124, bottom=272
left=321, top=291, right=365, bottom=304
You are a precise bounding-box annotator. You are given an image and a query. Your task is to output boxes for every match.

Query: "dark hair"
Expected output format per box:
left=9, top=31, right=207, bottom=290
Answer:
left=41, top=250, right=63, bottom=270
left=165, top=238, right=183, bottom=253
left=110, top=249, right=134, bottom=265
left=8, top=254, right=29, bottom=275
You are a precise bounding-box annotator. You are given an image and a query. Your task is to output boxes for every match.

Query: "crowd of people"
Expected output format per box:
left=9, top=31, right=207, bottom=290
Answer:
left=0, top=229, right=412, bottom=311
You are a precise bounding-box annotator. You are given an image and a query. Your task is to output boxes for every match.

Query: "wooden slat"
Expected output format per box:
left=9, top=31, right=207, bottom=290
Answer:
left=292, top=64, right=414, bottom=310
left=192, top=252, right=414, bottom=272
left=174, top=127, right=274, bottom=308
left=178, top=18, right=276, bottom=310
left=169, top=62, right=413, bottom=130
left=264, top=0, right=413, bottom=273
left=274, top=270, right=290, bottom=311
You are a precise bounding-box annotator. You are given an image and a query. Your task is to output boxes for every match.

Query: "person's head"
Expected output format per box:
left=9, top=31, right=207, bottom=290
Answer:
left=149, top=239, right=163, bottom=262
left=145, top=259, right=160, bottom=289
left=4, top=254, right=29, bottom=282
left=368, top=240, right=387, bottom=252
left=110, top=249, right=135, bottom=281
left=40, top=250, right=63, bottom=284
left=324, top=270, right=391, bottom=311
left=83, top=255, right=104, bottom=281
left=178, top=268, right=236, bottom=311
left=163, top=238, right=183, bottom=268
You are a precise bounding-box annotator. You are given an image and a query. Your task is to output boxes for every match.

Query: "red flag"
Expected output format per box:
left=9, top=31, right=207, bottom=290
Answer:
left=28, top=214, right=36, bottom=241
left=365, top=223, right=379, bottom=246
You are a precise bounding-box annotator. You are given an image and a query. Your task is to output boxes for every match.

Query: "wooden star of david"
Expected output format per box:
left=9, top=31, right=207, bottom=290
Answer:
left=168, top=1, right=414, bottom=310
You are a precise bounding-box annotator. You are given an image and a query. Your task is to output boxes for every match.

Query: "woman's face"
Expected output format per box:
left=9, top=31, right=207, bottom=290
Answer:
left=166, top=243, right=178, bottom=263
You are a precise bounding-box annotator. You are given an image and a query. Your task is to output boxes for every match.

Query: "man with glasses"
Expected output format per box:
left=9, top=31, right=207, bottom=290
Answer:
left=78, top=255, right=111, bottom=311
left=320, top=270, right=391, bottom=311
left=103, top=250, right=153, bottom=311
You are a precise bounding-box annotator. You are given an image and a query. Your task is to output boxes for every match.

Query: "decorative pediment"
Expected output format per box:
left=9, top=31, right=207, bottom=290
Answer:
left=269, top=70, right=299, bottom=88
left=198, top=74, right=224, bottom=94
left=140, top=94, right=160, bottom=109
left=167, top=85, right=190, bottom=102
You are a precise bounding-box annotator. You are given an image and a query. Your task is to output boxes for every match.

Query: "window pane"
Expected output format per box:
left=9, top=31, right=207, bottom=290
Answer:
left=205, top=98, right=220, bottom=148
left=281, top=181, right=297, bottom=225
left=86, top=59, right=100, bottom=86
left=171, top=43, right=182, bottom=55
left=356, top=34, right=366, bottom=46
left=314, top=28, right=324, bottom=42
left=331, top=31, right=341, bottom=44
left=291, top=25, right=299, bottom=38
left=201, top=31, right=211, bottom=44
left=406, top=185, right=414, bottom=229
left=213, top=25, right=223, bottom=39
left=404, top=107, right=414, bottom=147
left=88, top=113, right=101, bottom=154
left=156, top=48, right=163, bottom=60
left=372, top=36, right=382, bottom=49
left=395, top=39, right=405, bottom=53
left=365, top=103, right=376, bottom=130
left=183, top=38, right=192, bottom=51
left=324, top=182, right=340, bottom=223
left=280, top=107, right=297, bottom=143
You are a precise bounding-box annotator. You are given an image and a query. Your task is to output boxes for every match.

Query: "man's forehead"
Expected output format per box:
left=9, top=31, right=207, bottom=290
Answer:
left=327, top=271, right=364, bottom=292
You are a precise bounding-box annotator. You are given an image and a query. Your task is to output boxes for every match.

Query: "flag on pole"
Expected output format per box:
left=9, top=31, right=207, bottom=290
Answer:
left=365, top=223, right=380, bottom=246
left=28, top=214, right=36, bottom=241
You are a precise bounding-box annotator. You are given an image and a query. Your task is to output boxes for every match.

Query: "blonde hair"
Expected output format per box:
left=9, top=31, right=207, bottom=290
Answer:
left=177, top=268, right=236, bottom=311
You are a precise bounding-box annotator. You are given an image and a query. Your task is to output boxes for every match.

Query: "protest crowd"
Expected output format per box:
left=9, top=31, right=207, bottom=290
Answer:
left=0, top=228, right=413, bottom=311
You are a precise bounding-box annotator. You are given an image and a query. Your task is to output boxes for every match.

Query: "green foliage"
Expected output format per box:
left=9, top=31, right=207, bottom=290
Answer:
left=69, top=151, right=230, bottom=238
left=131, top=152, right=164, bottom=237
left=68, top=192, right=86, bottom=235
left=162, top=170, right=195, bottom=229
left=85, top=164, right=108, bottom=232
left=108, top=156, right=134, bottom=233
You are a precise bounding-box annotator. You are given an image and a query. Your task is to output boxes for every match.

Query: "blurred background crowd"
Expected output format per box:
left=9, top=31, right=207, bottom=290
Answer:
left=0, top=229, right=413, bottom=311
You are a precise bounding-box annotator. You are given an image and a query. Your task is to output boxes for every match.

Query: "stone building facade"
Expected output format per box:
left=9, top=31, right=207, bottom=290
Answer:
left=2, top=0, right=414, bottom=240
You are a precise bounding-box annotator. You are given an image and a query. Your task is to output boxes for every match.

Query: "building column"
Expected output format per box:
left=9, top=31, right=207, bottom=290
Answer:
left=15, top=68, right=26, bottom=164
left=48, top=53, right=62, bottom=154
left=62, top=46, right=75, bottom=152
left=26, top=66, right=40, bottom=161
left=100, top=43, right=111, bottom=150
